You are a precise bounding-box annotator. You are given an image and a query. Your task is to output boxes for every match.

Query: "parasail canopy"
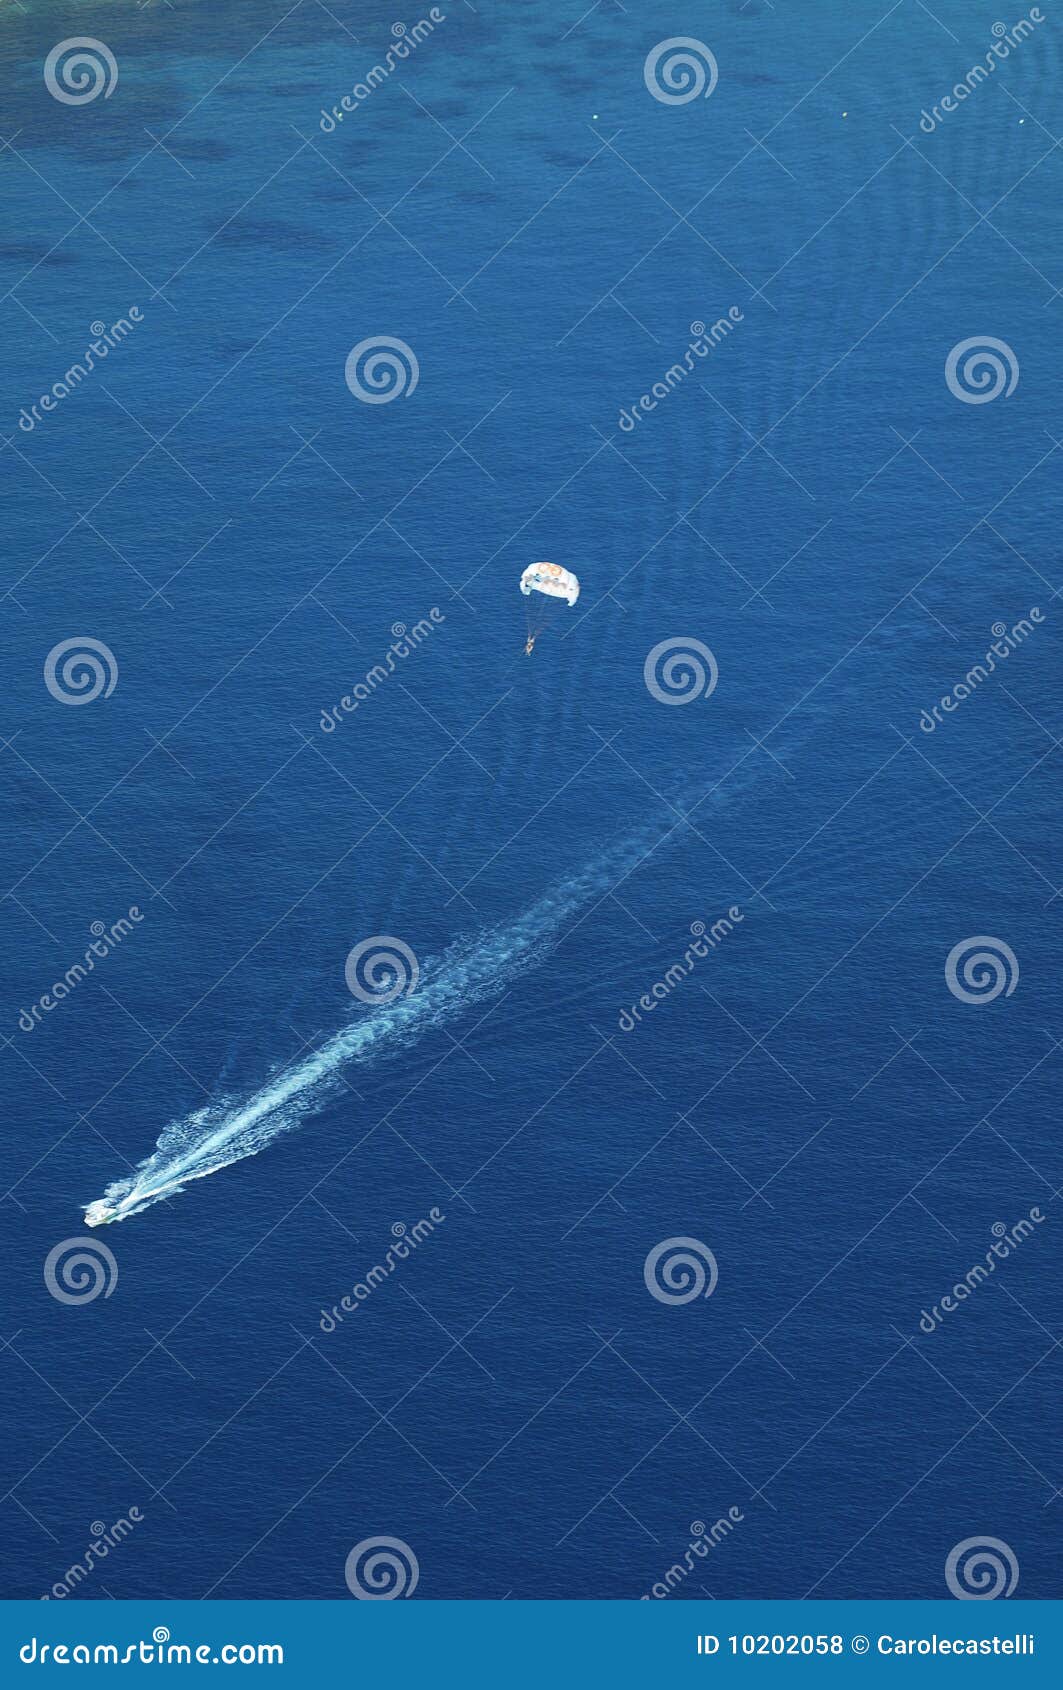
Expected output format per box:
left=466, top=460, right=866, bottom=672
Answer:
left=520, top=561, right=580, bottom=606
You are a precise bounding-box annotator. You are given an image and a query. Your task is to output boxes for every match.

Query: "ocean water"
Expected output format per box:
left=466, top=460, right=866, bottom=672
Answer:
left=1, top=0, right=1061, bottom=1601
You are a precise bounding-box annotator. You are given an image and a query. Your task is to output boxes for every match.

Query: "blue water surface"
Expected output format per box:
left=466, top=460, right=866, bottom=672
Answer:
left=1, top=0, right=1061, bottom=1601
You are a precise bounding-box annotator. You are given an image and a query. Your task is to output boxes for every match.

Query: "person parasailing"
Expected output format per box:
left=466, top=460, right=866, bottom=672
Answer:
left=519, top=561, right=580, bottom=653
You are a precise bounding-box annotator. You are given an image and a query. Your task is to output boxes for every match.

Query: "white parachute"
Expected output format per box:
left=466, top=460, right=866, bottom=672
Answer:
left=520, top=562, right=579, bottom=607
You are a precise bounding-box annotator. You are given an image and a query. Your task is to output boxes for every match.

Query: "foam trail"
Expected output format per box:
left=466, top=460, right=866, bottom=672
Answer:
left=84, top=812, right=678, bottom=1225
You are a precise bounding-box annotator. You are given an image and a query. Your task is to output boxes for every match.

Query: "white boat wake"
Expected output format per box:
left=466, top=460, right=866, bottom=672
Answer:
left=84, top=814, right=683, bottom=1225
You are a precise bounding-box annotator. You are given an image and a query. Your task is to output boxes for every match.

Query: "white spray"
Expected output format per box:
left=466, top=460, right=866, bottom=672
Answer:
left=84, top=815, right=676, bottom=1224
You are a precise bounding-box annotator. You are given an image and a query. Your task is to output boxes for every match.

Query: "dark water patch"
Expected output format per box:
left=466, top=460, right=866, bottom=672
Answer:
left=419, top=98, right=469, bottom=122
left=266, top=83, right=328, bottom=100
left=208, top=216, right=335, bottom=254
left=166, top=137, right=237, bottom=164
left=0, top=243, right=78, bottom=266
left=552, top=73, right=596, bottom=95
